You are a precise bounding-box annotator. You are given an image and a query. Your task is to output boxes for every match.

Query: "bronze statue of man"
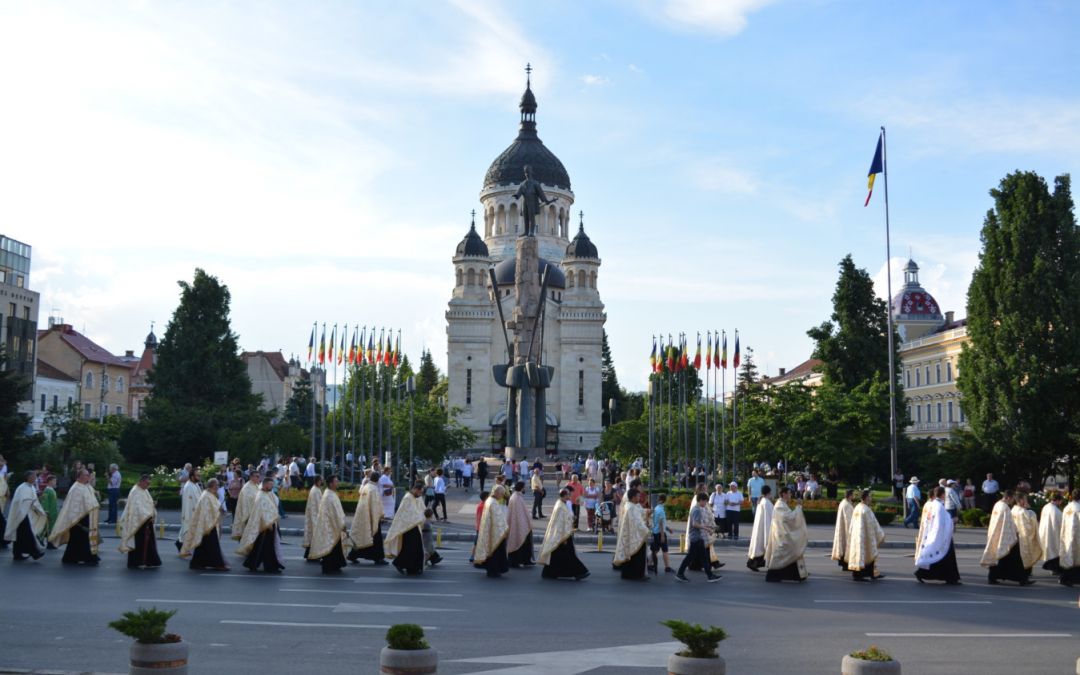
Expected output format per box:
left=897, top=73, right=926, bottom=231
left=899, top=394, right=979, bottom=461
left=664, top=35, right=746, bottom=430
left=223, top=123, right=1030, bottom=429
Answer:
left=513, top=165, right=555, bottom=237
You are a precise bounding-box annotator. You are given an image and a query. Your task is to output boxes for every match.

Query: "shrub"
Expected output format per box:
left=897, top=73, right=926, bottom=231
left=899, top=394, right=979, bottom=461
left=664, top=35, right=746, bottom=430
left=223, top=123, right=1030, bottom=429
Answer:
left=661, top=619, right=726, bottom=659
left=386, top=623, right=428, bottom=650
left=849, top=645, right=893, bottom=661
left=979, top=514, right=991, bottom=527
left=108, top=608, right=180, bottom=644
left=960, top=508, right=986, bottom=527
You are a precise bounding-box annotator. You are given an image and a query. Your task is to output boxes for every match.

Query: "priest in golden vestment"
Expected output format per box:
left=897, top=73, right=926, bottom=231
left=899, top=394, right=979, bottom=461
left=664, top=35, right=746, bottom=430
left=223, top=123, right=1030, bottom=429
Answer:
left=613, top=487, right=650, bottom=580
left=1058, top=489, right=1080, bottom=587
left=981, top=491, right=1031, bottom=585
left=506, top=481, right=534, bottom=567
left=302, top=475, right=324, bottom=561
left=830, top=490, right=856, bottom=571
left=474, top=484, right=510, bottom=578
left=1037, top=491, right=1064, bottom=574
left=237, top=477, right=285, bottom=573
left=348, top=470, right=388, bottom=566
left=230, top=470, right=261, bottom=541
left=846, top=490, right=885, bottom=581
left=386, top=481, right=426, bottom=575
left=119, top=474, right=161, bottom=569
left=5, top=471, right=46, bottom=561
left=1013, top=492, right=1042, bottom=580
left=49, top=469, right=100, bottom=566
left=915, top=486, right=961, bottom=584
left=746, top=485, right=773, bottom=571
left=177, top=469, right=201, bottom=552
left=764, top=487, right=808, bottom=583
left=309, top=476, right=347, bottom=574
left=180, top=478, right=229, bottom=571
left=539, top=488, right=590, bottom=580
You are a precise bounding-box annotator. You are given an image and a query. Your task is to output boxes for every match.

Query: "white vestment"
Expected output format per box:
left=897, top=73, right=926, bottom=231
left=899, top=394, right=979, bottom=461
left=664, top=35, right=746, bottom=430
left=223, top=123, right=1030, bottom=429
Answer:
left=1038, top=502, right=1062, bottom=563
left=747, top=497, right=773, bottom=559
left=915, top=500, right=953, bottom=569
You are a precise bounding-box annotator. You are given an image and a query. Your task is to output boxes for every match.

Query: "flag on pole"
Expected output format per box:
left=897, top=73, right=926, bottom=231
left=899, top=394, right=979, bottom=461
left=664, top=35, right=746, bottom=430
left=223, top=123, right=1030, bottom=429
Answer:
left=865, top=131, right=884, bottom=206
left=377, top=329, right=384, bottom=365
left=649, top=337, right=657, bottom=372
left=359, top=327, right=366, bottom=364
left=679, top=334, right=689, bottom=371
left=733, top=331, right=741, bottom=369
left=393, top=332, right=401, bottom=367
left=349, top=327, right=357, bottom=365
left=666, top=335, right=675, bottom=372
left=367, top=330, right=375, bottom=364
left=328, top=324, right=337, bottom=364
left=338, top=325, right=346, bottom=365
left=693, top=333, right=702, bottom=370
left=721, top=331, right=727, bottom=369
left=706, top=332, right=713, bottom=371
left=383, top=331, right=392, bottom=366
left=307, top=325, right=315, bottom=364
left=318, top=324, right=326, bottom=365
left=714, top=330, right=721, bottom=369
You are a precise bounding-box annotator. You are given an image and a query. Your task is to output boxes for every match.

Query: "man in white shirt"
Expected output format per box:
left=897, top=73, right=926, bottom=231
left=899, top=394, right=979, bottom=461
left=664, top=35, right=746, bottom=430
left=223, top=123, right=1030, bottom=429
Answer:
left=980, top=473, right=1000, bottom=512
left=747, top=470, right=765, bottom=509
left=502, top=460, right=514, bottom=483
left=461, top=460, right=473, bottom=492
left=378, top=467, right=396, bottom=519
left=903, top=477, right=922, bottom=528
left=304, top=458, right=317, bottom=488
left=518, top=458, right=529, bottom=483
left=433, top=469, right=448, bottom=522
left=708, top=484, right=726, bottom=533
left=288, top=458, right=301, bottom=489
left=725, top=482, right=744, bottom=540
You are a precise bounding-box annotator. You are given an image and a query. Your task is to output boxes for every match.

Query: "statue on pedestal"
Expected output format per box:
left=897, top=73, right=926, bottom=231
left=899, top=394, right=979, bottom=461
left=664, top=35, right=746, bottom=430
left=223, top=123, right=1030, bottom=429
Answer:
left=514, top=165, right=555, bottom=237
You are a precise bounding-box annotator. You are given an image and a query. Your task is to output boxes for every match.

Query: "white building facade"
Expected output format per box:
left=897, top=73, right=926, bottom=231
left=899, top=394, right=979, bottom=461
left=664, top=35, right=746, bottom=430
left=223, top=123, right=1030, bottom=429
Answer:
left=446, top=79, right=606, bottom=455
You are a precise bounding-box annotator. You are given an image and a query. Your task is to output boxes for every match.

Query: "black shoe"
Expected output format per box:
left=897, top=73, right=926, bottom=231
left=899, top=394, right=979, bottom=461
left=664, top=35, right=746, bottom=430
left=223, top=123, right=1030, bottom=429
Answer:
left=1019, top=579, right=1035, bottom=586
left=675, top=573, right=689, bottom=583
left=946, top=580, right=963, bottom=586
left=575, top=572, right=590, bottom=581
left=987, top=574, right=998, bottom=585
left=374, top=559, right=389, bottom=566
left=706, top=575, right=721, bottom=583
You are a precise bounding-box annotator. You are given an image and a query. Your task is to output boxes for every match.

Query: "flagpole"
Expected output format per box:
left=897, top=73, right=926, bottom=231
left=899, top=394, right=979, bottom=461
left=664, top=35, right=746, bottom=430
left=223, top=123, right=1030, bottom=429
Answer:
left=309, top=321, right=316, bottom=466
left=704, top=331, right=709, bottom=481
left=648, top=337, right=655, bottom=494
left=882, top=126, right=899, bottom=502
left=319, top=323, right=327, bottom=478
left=732, top=329, right=738, bottom=483
left=720, top=330, right=726, bottom=480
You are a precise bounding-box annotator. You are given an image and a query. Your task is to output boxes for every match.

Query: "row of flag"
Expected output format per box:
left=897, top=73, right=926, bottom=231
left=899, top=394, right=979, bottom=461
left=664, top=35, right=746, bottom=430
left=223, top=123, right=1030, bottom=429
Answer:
left=649, top=331, right=740, bottom=373
left=307, top=324, right=401, bottom=368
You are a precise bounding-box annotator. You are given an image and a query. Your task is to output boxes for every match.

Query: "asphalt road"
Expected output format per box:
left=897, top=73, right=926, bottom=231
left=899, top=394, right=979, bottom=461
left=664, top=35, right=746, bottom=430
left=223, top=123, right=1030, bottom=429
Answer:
left=0, top=531, right=1075, bottom=675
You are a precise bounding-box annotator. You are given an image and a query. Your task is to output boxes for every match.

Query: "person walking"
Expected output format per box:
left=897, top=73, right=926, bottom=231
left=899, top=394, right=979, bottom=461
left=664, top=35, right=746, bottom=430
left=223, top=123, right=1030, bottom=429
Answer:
left=915, top=486, right=962, bottom=585
left=747, top=470, right=765, bottom=510
left=531, top=468, right=545, bottom=519
left=708, top=484, right=726, bottom=536
left=1038, top=491, right=1064, bottom=574
left=584, top=478, right=600, bottom=532
left=725, top=482, right=744, bottom=541
left=675, top=493, right=721, bottom=583
left=903, top=477, right=922, bottom=528
left=649, top=493, right=674, bottom=574
left=846, top=490, right=885, bottom=582
left=432, top=469, right=448, bottom=521
left=477, top=458, right=489, bottom=493
left=105, top=464, right=121, bottom=525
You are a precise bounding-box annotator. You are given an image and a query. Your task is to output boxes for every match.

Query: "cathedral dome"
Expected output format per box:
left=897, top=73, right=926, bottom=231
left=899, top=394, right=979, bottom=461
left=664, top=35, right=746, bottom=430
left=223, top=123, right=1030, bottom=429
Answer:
left=493, top=256, right=566, bottom=289
left=455, top=219, right=489, bottom=258
left=483, top=79, right=571, bottom=191
left=566, top=218, right=598, bottom=259
left=892, top=259, right=943, bottom=320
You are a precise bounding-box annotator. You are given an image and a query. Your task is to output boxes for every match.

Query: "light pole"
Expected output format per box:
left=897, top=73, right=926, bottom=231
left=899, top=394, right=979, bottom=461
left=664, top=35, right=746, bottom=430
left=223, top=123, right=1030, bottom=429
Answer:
left=407, top=376, right=416, bottom=483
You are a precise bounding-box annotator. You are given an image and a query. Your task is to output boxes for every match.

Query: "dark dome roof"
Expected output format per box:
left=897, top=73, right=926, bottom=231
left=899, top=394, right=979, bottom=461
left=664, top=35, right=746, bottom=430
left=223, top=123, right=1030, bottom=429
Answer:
left=455, top=221, right=489, bottom=258
left=566, top=221, right=598, bottom=259
left=483, top=83, right=571, bottom=191
left=492, top=256, right=566, bottom=289
left=145, top=328, right=158, bottom=349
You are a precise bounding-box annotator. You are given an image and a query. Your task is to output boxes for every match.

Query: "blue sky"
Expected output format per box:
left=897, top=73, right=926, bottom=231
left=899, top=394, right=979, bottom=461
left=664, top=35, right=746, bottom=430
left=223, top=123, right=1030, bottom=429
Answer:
left=3, top=1, right=1078, bottom=393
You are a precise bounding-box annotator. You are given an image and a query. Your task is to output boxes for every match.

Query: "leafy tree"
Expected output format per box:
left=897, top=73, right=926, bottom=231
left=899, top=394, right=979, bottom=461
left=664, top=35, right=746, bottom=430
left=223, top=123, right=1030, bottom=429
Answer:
left=601, top=330, right=625, bottom=426
left=415, top=349, right=440, bottom=400
left=0, top=356, right=39, bottom=470
left=39, top=402, right=124, bottom=476
left=389, top=398, right=476, bottom=465
left=133, top=269, right=268, bottom=465
left=598, top=418, right=649, bottom=466
left=283, top=374, right=315, bottom=433
left=735, top=346, right=760, bottom=394
left=958, top=171, right=1080, bottom=488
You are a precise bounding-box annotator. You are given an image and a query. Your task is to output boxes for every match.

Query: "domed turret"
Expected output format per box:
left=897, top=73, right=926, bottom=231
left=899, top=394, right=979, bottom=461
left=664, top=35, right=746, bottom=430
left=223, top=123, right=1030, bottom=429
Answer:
left=455, top=213, right=489, bottom=258
left=892, top=258, right=944, bottom=342
left=566, top=216, right=598, bottom=260
left=145, top=324, right=158, bottom=349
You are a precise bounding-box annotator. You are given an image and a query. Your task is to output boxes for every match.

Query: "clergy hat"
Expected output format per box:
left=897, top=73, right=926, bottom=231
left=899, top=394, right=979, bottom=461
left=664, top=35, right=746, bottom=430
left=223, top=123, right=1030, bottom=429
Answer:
left=909, top=476, right=920, bottom=484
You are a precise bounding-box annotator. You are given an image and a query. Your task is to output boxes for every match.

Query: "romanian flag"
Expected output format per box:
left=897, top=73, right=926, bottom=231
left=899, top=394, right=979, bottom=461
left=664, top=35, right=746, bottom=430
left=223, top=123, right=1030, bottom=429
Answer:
left=706, top=332, right=712, bottom=371
left=649, top=337, right=656, bottom=372
left=338, top=326, right=346, bottom=365
left=865, top=131, right=883, bottom=206
left=358, top=327, right=366, bottom=365
left=307, top=325, right=315, bottom=364
left=666, top=336, right=675, bottom=372
left=393, top=332, right=401, bottom=367
left=733, top=331, right=741, bottom=370
left=384, top=331, right=392, bottom=366
left=693, top=333, right=702, bottom=370
left=318, top=324, right=326, bottom=365
left=328, top=324, right=336, bottom=365
left=679, top=335, right=689, bottom=372
left=348, top=326, right=356, bottom=365
left=376, top=329, right=384, bottom=366
left=367, top=331, right=375, bottom=364
left=720, top=331, right=727, bottom=369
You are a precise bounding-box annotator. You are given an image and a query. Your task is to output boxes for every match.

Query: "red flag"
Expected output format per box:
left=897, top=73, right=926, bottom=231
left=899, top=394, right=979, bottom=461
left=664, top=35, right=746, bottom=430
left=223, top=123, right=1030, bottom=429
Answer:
left=393, top=332, right=401, bottom=367
left=706, top=332, right=712, bottom=371
left=679, top=335, right=689, bottom=371
left=318, top=324, right=326, bottom=365
left=733, top=332, right=741, bottom=370
left=693, top=333, right=702, bottom=370
left=720, top=331, right=727, bottom=369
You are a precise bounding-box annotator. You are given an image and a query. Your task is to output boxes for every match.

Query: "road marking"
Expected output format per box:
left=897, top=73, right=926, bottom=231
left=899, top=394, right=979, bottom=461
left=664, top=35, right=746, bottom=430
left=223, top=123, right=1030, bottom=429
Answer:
left=866, top=633, right=1071, bottom=638
left=815, top=600, right=991, bottom=605
left=334, top=602, right=463, bottom=613
left=220, top=620, right=437, bottom=630
left=137, top=598, right=333, bottom=608
left=281, top=588, right=463, bottom=598
left=452, top=641, right=680, bottom=675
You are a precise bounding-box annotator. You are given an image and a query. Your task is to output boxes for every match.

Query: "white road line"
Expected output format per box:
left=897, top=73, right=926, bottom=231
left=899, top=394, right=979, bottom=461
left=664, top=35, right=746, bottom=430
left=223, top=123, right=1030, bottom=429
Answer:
left=815, top=600, right=991, bottom=605
left=866, top=633, right=1071, bottom=638
left=137, top=598, right=333, bottom=608
left=220, top=620, right=437, bottom=630
left=281, top=588, right=463, bottom=598
left=334, top=602, right=464, bottom=613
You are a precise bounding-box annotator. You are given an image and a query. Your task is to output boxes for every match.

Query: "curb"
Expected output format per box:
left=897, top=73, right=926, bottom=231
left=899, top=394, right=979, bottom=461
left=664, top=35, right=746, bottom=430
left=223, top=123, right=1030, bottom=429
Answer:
left=0, top=670, right=124, bottom=675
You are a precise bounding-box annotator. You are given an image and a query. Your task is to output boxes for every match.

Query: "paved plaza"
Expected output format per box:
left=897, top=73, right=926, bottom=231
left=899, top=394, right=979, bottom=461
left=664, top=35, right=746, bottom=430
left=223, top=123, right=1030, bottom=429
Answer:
left=1, top=519, right=1075, bottom=675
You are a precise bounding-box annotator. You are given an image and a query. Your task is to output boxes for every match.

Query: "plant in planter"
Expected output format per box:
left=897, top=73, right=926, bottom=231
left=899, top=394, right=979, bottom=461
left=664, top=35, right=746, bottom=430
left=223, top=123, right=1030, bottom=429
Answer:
left=842, top=645, right=900, bottom=674
left=380, top=623, right=437, bottom=675
left=661, top=619, right=727, bottom=675
left=109, top=607, right=188, bottom=674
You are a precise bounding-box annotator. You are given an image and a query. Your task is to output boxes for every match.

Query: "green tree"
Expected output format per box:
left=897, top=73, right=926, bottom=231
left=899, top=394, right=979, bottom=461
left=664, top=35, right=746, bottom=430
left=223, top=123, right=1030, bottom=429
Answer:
left=736, top=346, right=760, bottom=394
left=598, top=418, right=649, bottom=466
left=415, top=350, right=440, bottom=400
left=389, top=398, right=476, bottom=465
left=601, top=330, right=625, bottom=426
left=0, top=356, right=40, bottom=470
left=133, top=269, right=268, bottom=465
left=958, top=171, right=1080, bottom=488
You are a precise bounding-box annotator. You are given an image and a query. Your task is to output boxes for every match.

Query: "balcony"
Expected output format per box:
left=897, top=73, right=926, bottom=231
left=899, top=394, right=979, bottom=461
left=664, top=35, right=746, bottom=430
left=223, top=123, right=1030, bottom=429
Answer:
left=906, top=421, right=964, bottom=434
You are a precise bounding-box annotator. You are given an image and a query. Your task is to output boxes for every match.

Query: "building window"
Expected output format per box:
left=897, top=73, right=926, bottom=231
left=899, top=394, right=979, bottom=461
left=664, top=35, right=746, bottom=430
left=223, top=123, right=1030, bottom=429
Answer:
left=924, top=366, right=930, bottom=385
left=15, top=276, right=23, bottom=288
left=465, top=368, right=472, bottom=406
left=22, top=306, right=30, bottom=320
left=915, top=369, right=920, bottom=387
left=959, top=403, right=965, bottom=423
left=7, top=303, right=14, bottom=317
left=41, top=394, right=46, bottom=411
left=935, top=363, right=941, bottom=383
left=946, top=362, right=953, bottom=382
left=916, top=405, right=921, bottom=422
left=116, top=405, right=123, bottom=417
left=936, top=402, right=942, bottom=423
left=116, top=376, right=124, bottom=393
left=947, top=401, right=954, bottom=422
left=11, top=336, right=19, bottom=354
left=925, top=403, right=932, bottom=423
left=578, top=370, right=585, bottom=407
left=905, top=370, right=910, bottom=388
left=67, top=396, right=73, bottom=407
left=102, top=404, right=109, bottom=417
left=907, top=405, right=912, bottom=421
left=53, top=394, right=58, bottom=410
left=85, top=372, right=93, bottom=388
left=84, top=403, right=92, bottom=419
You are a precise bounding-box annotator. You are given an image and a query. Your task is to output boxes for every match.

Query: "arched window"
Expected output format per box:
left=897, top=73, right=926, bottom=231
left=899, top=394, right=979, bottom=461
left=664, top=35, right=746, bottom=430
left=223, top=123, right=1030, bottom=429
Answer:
left=589, top=270, right=597, bottom=289
left=85, top=371, right=93, bottom=388
left=102, top=373, right=110, bottom=391
left=497, top=204, right=506, bottom=235
left=484, top=208, right=493, bottom=238
left=509, top=203, right=519, bottom=233
left=548, top=204, right=557, bottom=235
left=456, top=268, right=463, bottom=287
left=567, top=270, right=575, bottom=288
left=116, top=376, right=124, bottom=393
left=577, top=270, right=586, bottom=288
left=466, top=268, right=476, bottom=286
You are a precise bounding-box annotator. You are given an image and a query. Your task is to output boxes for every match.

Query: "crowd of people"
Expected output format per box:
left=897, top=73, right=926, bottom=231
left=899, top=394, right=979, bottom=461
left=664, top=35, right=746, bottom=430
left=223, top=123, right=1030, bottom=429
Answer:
left=1, top=453, right=1077, bottom=591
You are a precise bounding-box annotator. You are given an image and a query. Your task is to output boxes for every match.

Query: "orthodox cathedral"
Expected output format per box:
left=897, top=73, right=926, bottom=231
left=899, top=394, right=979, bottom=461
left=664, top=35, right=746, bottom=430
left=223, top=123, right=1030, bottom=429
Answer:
left=446, top=76, right=606, bottom=456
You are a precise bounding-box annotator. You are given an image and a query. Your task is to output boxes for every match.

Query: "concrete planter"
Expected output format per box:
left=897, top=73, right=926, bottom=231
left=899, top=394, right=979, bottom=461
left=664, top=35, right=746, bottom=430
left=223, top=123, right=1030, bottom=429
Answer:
left=842, top=654, right=901, bottom=675
left=379, top=646, right=438, bottom=674
left=1075, top=656, right=1079, bottom=675
left=129, top=639, right=188, bottom=675
left=667, top=653, right=726, bottom=675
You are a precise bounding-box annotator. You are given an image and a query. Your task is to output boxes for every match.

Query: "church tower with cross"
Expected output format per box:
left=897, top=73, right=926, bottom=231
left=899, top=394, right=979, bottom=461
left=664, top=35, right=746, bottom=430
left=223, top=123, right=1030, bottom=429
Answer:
left=446, top=67, right=606, bottom=456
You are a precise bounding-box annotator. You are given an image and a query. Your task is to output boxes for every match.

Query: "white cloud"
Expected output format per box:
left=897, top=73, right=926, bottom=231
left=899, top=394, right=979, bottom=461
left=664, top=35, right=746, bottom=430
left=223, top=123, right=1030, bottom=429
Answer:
left=688, top=158, right=759, bottom=194
left=581, top=74, right=610, bottom=86
left=657, top=0, right=778, bottom=36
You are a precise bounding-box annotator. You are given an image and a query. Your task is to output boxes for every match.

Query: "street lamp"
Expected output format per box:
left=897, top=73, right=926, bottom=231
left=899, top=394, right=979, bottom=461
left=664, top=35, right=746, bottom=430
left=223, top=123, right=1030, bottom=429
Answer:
left=407, top=376, right=416, bottom=483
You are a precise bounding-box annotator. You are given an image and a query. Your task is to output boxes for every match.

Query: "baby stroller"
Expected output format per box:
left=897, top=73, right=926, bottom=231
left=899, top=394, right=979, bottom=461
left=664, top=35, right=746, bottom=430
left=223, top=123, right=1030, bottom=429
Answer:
left=597, top=500, right=615, bottom=533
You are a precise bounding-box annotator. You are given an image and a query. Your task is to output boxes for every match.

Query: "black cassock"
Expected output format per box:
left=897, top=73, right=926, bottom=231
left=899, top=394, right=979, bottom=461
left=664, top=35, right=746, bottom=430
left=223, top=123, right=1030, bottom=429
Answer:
left=476, top=538, right=509, bottom=577
left=508, top=535, right=534, bottom=567
left=190, top=529, right=228, bottom=570
left=392, top=528, right=424, bottom=575
left=128, top=519, right=162, bottom=569
left=243, top=525, right=285, bottom=573
left=320, top=540, right=347, bottom=574
left=12, top=516, right=44, bottom=561
left=765, top=561, right=804, bottom=582
left=60, top=515, right=99, bottom=565
left=541, top=538, right=589, bottom=580
left=348, top=528, right=386, bottom=564
left=988, top=544, right=1029, bottom=583
left=615, top=545, right=647, bottom=580
left=916, top=542, right=961, bottom=584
